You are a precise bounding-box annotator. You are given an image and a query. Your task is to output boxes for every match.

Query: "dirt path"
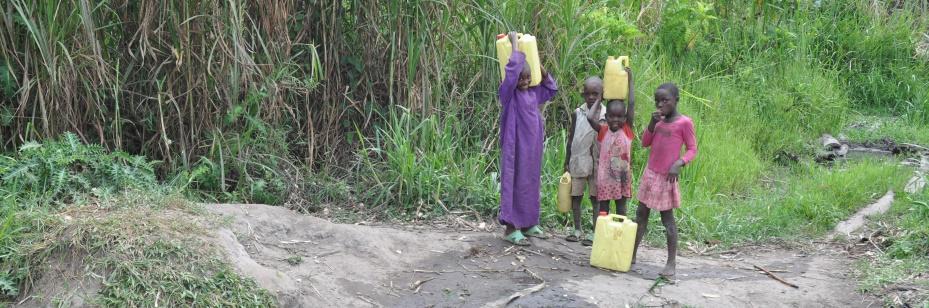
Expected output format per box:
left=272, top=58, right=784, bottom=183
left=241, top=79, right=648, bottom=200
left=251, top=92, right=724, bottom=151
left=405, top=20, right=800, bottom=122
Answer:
left=205, top=204, right=877, bottom=307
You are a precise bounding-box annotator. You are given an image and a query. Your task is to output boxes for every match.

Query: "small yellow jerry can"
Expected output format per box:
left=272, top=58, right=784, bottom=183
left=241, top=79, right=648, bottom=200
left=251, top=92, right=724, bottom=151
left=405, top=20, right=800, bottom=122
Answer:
left=603, top=56, right=630, bottom=100
left=557, top=172, right=572, bottom=213
left=590, top=213, right=637, bottom=272
left=495, top=33, right=541, bottom=86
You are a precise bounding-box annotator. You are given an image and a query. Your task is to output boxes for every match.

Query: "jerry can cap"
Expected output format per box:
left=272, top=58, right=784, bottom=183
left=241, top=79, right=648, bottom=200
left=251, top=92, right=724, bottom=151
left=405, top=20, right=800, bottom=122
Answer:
left=496, top=33, right=506, bottom=39
left=599, top=211, right=608, bottom=216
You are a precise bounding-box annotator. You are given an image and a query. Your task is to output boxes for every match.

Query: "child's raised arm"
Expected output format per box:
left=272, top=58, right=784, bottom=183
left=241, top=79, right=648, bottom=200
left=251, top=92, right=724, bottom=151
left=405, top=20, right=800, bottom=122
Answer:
left=498, top=31, right=524, bottom=106
left=533, top=65, right=558, bottom=104
left=626, top=67, right=635, bottom=129
left=563, top=111, right=576, bottom=172
left=585, top=98, right=602, bottom=129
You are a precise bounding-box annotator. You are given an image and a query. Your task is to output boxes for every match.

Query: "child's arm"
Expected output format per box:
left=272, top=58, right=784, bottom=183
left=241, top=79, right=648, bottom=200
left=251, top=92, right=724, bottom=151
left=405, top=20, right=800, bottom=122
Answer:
left=641, top=112, right=659, bottom=147
left=668, top=119, right=698, bottom=183
left=534, top=65, right=558, bottom=104
left=564, top=112, right=576, bottom=172
left=498, top=32, right=524, bottom=106
left=681, top=118, right=698, bottom=164
left=586, top=99, right=603, bottom=129
left=626, top=67, right=635, bottom=129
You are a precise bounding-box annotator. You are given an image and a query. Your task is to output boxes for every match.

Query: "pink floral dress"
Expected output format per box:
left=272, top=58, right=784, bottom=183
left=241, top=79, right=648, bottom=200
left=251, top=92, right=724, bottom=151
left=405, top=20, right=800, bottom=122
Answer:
left=596, top=124, right=634, bottom=201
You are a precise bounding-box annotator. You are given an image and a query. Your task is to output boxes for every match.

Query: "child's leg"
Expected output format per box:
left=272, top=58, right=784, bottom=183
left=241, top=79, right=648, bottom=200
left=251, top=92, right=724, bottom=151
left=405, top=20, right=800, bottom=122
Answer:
left=659, top=209, right=678, bottom=277
left=632, top=204, right=651, bottom=264
left=504, top=223, right=517, bottom=236
left=592, top=199, right=608, bottom=230
left=616, top=198, right=628, bottom=216
left=566, top=195, right=583, bottom=242
left=571, top=196, right=583, bottom=230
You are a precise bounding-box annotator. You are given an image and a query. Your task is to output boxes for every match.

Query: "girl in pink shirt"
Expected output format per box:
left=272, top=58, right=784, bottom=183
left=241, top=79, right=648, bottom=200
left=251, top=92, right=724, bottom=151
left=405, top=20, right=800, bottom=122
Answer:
left=632, top=83, right=697, bottom=278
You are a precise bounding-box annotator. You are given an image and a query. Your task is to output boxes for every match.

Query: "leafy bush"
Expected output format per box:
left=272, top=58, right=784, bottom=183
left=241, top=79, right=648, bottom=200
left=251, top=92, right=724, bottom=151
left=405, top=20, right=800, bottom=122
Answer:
left=0, top=132, right=157, bottom=204
left=657, top=0, right=718, bottom=56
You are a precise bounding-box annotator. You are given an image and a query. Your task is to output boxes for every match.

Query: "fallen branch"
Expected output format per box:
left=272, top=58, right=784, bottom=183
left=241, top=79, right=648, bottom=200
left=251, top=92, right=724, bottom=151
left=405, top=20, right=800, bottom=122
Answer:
left=316, top=250, right=341, bottom=258
left=356, top=294, right=381, bottom=307
left=280, top=239, right=316, bottom=245
left=753, top=264, right=799, bottom=289
left=519, top=248, right=544, bottom=256
left=524, top=268, right=544, bottom=282
left=481, top=282, right=546, bottom=308
left=411, top=277, right=436, bottom=294
left=412, top=268, right=515, bottom=274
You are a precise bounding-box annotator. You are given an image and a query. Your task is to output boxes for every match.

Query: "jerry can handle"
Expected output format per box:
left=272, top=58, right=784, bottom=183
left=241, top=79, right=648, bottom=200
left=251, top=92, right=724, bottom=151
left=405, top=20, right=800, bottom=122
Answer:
left=611, top=215, right=628, bottom=222
left=618, top=56, right=630, bottom=68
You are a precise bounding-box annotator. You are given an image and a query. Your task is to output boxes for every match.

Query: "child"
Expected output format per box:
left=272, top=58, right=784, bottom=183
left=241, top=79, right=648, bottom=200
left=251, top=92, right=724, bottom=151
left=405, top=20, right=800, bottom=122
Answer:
left=498, top=31, right=558, bottom=246
left=632, top=83, right=697, bottom=278
left=563, top=76, right=606, bottom=246
left=586, top=68, right=635, bottom=222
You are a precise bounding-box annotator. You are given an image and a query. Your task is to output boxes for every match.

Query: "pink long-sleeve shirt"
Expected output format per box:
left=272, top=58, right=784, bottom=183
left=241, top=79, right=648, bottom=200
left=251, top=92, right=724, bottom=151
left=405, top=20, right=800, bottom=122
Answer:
left=641, top=116, right=697, bottom=174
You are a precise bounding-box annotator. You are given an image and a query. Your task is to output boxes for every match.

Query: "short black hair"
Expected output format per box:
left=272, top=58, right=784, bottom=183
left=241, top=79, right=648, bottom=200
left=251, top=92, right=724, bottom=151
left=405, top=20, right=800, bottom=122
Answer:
left=583, top=76, right=603, bottom=90
left=657, top=82, right=680, bottom=100
left=607, top=99, right=626, bottom=110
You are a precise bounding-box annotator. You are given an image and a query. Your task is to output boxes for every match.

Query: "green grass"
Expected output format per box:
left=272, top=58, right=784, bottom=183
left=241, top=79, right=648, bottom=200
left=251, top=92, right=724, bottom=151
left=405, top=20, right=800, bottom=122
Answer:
left=843, top=115, right=929, bottom=147
left=0, top=137, right=275, bottom=306
left=679, top=160, right=910, bottom=244
left=855, top=188, right=929, bottom=306
left=0, top=192, right=276, bottom=307
left=2, top=0, right=929, bottom=305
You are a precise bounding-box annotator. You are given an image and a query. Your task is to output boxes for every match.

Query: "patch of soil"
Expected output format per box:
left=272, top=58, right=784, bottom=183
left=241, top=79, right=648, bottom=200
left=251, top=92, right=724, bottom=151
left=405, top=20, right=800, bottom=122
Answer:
left=205, top=204, right=879, bottom=307
left=15, top=250, right=101, bottom=308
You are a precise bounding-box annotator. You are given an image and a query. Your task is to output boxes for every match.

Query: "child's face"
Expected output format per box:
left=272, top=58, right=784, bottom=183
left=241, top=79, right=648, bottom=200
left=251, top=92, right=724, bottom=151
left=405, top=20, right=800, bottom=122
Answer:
left=582, top=84, right=603, bottom=106
left=654, top=89, right=677, bottom=117
left=606, top=104, right=627, bottom=131
left=518, top=67, right=531, bottom=90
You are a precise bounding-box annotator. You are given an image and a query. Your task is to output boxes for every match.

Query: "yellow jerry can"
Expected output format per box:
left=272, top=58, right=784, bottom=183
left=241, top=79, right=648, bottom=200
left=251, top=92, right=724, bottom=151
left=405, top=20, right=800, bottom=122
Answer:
left=603, top=56, right=630, bottom=100
left=557, top=172, right=572, bottom=213
left=590, top=213, right=637, bottom=272
left=495, top=33, right=541, bottom=86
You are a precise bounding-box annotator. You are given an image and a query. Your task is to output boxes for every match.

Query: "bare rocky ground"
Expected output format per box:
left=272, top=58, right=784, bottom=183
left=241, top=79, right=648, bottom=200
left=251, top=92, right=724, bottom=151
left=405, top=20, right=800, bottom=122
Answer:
left=205, top=204, right=880, bottom=308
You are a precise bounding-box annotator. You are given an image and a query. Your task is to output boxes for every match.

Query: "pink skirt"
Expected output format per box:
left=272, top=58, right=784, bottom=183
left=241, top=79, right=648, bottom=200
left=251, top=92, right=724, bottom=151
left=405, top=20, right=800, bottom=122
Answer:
left=636, top=168, right=681, bottom=211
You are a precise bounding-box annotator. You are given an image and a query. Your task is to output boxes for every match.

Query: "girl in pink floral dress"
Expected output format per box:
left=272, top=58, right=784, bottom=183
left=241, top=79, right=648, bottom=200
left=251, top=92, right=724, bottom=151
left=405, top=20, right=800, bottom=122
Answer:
left=584, top=67, right=635, bottom=221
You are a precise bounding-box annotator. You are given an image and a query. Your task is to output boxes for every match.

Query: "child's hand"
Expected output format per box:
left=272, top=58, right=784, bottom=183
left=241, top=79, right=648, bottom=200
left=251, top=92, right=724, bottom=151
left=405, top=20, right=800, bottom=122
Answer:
left=650, top=111, right=662, bottom=124
left=668, top=160, right=683, bottom=183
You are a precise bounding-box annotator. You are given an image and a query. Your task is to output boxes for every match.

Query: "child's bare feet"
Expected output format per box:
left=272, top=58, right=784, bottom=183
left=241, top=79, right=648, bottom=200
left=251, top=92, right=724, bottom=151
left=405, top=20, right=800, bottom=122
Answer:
left=660, top=262, right=676, bottom=277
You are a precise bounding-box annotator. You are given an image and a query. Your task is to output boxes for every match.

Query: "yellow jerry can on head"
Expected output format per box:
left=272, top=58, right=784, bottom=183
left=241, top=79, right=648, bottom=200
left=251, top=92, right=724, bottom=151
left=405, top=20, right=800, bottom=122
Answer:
left=495, top=33, right=541, bottom=86
left=590, top=213, right=637, bottom=272
left=603, top=56, right=630, bottom=100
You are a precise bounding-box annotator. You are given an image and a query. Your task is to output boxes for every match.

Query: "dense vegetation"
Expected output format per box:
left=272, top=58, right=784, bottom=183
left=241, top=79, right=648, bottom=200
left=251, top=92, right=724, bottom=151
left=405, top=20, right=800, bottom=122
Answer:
left=2, top=0, right=928, bottom=305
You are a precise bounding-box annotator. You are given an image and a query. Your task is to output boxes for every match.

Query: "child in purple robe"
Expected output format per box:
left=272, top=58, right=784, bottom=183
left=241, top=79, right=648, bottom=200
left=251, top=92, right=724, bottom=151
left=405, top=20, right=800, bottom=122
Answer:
left=497, top=31, right=558, bottom=246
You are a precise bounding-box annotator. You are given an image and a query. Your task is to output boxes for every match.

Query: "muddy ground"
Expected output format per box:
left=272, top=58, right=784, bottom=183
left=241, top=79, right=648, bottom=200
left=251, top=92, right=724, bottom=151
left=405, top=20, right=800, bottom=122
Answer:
left=206, top=204, right=879, bottom=308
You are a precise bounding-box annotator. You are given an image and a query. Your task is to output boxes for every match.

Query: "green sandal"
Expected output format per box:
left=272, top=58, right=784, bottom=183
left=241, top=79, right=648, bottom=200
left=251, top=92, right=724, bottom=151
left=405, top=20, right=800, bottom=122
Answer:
left=505, top=230, right=531, bottom=246
left=523, top=226, right=550, bottom=239
left=581, top=234, right=594, bottom=246
left=565, top=229, right=581, bottom=242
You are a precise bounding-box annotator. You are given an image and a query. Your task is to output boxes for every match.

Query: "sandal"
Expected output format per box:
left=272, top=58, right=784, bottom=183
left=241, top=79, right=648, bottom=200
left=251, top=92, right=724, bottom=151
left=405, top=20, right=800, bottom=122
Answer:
left=523, top=226, right=550, bottom=239
left=581, top=234, right=594, bottom=246
left=505, top=230, right=531, bottom=246
left=565, top=230, right=581, bottom=242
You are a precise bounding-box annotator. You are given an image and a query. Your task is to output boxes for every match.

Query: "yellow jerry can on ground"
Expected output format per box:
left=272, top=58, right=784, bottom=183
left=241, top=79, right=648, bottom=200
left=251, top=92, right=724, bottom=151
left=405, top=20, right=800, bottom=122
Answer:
left=590, top=213, right=637, bottom=272
left=603, top=56, right=630, bottom=100
left=557, top=172, right=572, bottom=213
left=495, top=33, right=541, bottom=86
